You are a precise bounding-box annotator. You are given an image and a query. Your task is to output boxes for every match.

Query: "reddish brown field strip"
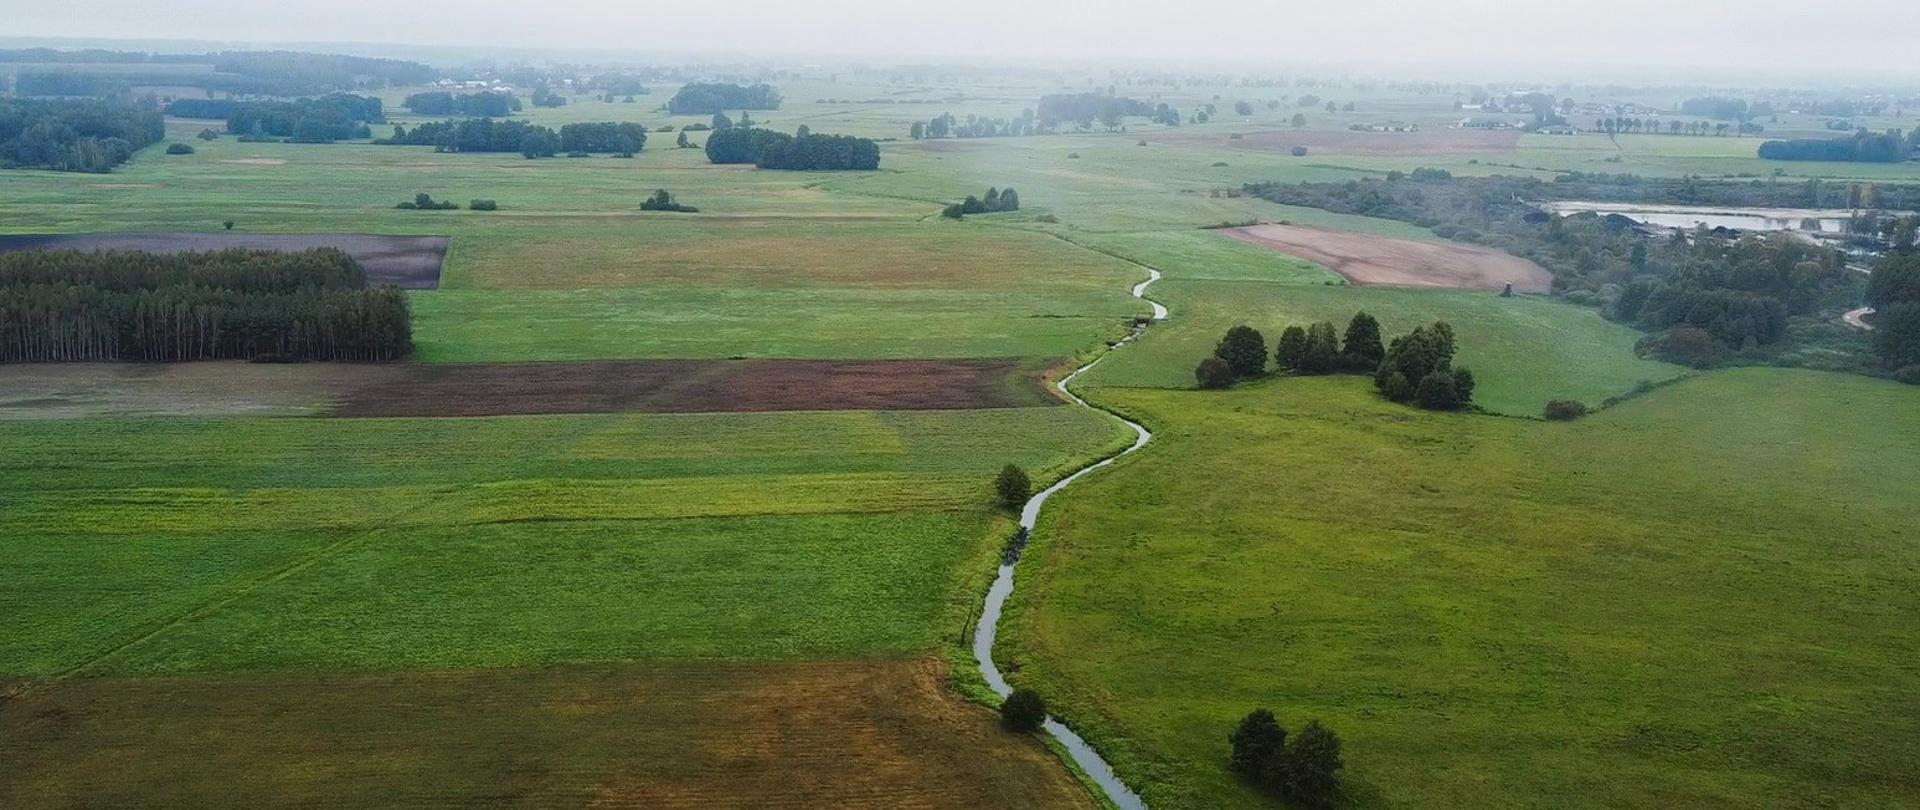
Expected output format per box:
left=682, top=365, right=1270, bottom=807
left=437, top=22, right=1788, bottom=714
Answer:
left=0, top=659, right=1096, bottom=809
left=0, top=233, right=447, bottom=289
left=1223, top=224, right=1553, bottom=293
left=331, top=358, right=1055, bottom=417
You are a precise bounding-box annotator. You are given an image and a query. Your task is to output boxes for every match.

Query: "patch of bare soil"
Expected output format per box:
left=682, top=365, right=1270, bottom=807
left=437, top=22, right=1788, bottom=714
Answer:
left=1223, top=224, right=1552, bottom=293
left=1159, top=128, right=1521, bottom=156
left=0, top=659, right=1095, bottom=810
left=332, top=359, right=1053, bottom=417
left=0, top=233, right=447, bottom=289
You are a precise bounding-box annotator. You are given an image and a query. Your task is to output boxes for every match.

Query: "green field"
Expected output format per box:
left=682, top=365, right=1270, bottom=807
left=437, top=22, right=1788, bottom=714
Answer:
left=0, top=406, right=1132, bottom=676
left=7, top=66, right=1920, bottom=808
left=1004, top=369, right=1920, bottom=809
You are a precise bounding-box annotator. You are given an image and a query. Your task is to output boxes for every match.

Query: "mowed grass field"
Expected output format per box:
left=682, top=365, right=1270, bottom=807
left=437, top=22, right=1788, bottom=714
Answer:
left=1003, top=369, right=1920, bottom=809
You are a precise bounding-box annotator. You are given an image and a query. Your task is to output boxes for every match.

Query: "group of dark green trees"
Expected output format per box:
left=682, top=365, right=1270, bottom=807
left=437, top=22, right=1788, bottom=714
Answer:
left=910, top=110, right=1042, bottom=140
left=1035, top=93, right=1155, bottom=130
left=639, top=189, right=697, bottom=213
left=378, top=120, right=644, bottom=158
left=1198, top=313, right=1474, bottom=410
left=704, top=128, right=879, bottom=170
left=1759, top=129, right=1916, bottom=163
left=401, top=90, right=520, bottom=117
left=0, top=248, right=412, bottom=362
left=667, top=82, right=782, bottom=115
left=941, top=187, right=1020, bottom=219
left=0, top=97, right=164, bottom=172
left=168, top=94, right=383, bottom=143
left=1227, top=710, right=1344, bottom=808
left=1869, top=241, right=1920, bottom=382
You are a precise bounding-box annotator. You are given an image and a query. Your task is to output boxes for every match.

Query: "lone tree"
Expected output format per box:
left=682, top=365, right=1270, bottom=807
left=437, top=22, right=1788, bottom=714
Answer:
left=1215, top=325, right=1268, bottom=378
left=1342, top=311, right=1385, bottom=369
left=1228, top=709, right=1286, bottom=776
left=994, top=464, right=1031, bottom=507
left=1000, top=688, right=1047, bottom=732
left=1196, top=356, right=1234, bottom=389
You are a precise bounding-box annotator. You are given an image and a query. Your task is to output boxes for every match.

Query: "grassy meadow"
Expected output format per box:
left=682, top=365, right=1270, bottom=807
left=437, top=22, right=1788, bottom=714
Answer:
left=1003, top=369, right=1920, bottom=809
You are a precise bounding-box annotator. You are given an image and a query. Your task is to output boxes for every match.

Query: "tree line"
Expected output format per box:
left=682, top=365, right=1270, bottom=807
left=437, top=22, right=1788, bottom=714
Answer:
left=4, top=49, right=433, bottom=97
left=1758, top=129, right=1915, bottom=163
left=1035, top=93, right=1156, bottom=130
left=168, top=94, right=384, bottom=143
left=0, top=96, right=164, bottom=172
left=402, top=91, right=520, bottom=117
left=668, top=82, right=782, bottom=115
left=378, top=119, right=647, bottom=158
left=704, top=128, right=879, bottom=170
left=1198, top=312, right=1475, bottom=410
left=0, top=249, right=411, bottom=363
left=942, top=187, right=1020, bottom=219
left=1869, top=237, right=1920, bottom=381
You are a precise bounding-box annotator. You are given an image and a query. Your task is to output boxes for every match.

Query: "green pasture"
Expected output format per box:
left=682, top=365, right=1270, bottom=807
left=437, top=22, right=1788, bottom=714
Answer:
left=0, top=405, right=1133, bottom=676
left=1005, top=368, right=1920, bottom=809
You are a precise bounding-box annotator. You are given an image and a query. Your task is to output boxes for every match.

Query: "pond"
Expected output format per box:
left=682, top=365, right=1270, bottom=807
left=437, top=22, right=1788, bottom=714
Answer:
left=1542, top=201, right=1904, bottom=234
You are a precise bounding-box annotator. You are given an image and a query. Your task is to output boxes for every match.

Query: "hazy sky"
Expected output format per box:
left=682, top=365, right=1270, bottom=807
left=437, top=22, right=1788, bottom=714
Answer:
left=6, top=0, right=1915, bottom=78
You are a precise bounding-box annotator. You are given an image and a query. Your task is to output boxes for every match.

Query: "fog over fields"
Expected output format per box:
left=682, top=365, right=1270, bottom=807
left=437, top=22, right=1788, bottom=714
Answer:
left=6, top=0, right=1917, bottom=77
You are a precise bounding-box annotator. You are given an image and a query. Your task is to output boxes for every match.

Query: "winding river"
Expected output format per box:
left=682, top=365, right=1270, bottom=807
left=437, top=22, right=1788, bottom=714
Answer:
left=972, top=268, right=1163, bottom=810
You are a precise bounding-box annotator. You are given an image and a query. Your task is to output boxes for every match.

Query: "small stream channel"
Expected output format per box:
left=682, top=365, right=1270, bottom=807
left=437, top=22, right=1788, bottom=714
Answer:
left=971, top=268, right=1163, bottom=810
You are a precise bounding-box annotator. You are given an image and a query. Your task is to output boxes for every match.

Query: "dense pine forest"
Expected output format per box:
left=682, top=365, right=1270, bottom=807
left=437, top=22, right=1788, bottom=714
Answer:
left=0, top=248, right=412, bottom=362
left=0, top=97, right=164, bottom=172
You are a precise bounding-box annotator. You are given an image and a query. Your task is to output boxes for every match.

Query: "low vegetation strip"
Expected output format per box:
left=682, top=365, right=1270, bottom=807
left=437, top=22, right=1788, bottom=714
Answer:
left=0, top=233, right=447, bottom=289
left=1221, top=224, right=1553, bottom=292
left=331, top=358, right=1056, bottom=417
left=0, top=659, right=1094, bottom=809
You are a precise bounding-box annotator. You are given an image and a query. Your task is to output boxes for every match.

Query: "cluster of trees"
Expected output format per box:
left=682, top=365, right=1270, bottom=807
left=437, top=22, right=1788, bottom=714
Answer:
left=588, top=73, right=652, bottom=96
left=559, top=122, right=647, bottom=155
left=1035, top=93, right=1155, bottom=130
left=1758, top=129, right=1914, bottom=163
left=401, top=91, right=520, bottom=117
left=206, top=50, right=433, bottom=91
left=1374, top=321, right=1475, bottom=409
left=1243, top=173, right=1866, bottom=359
left=530, top=84, right=567, bottom=108
left=167, top=94, right=383, bottom=143
left=1869, top=245, right=1920, bottom=380
left=1678, top=96, right=1767, bottom=120
left=910, top=110, right=1041, bottom=139
left=942, top=187, right=1020, bottom=219
left=1198, top=314, right=1473, bottom=410
left=379, top=119, right=647, bottom=158
left=639, top=189, right=697, bottom=213
left=704, top=128, right=879, bottom=170
left=668, top=82, right=782, bottom=114
left=1227, top=710, right=1344, bottom=808
left=0, top=248, right=412, bottom=362
left=0, top=96, right=164, bottom=172
left=395, top=192, right=459, bottom=210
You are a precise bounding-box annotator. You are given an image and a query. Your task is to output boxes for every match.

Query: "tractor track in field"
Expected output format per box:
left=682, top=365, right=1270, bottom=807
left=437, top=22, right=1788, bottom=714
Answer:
left=970, top=244, right=1164, bottom=810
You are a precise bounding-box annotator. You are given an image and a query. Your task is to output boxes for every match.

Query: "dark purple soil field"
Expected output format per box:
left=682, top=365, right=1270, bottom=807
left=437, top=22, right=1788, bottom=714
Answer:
left=0, top=233, right=447, bottom=289
left=332, top=359, right=1055, bottom=417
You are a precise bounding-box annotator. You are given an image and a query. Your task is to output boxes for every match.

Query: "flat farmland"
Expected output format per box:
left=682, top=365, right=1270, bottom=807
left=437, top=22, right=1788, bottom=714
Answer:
left=1, top=659, right=1095, bottom=810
